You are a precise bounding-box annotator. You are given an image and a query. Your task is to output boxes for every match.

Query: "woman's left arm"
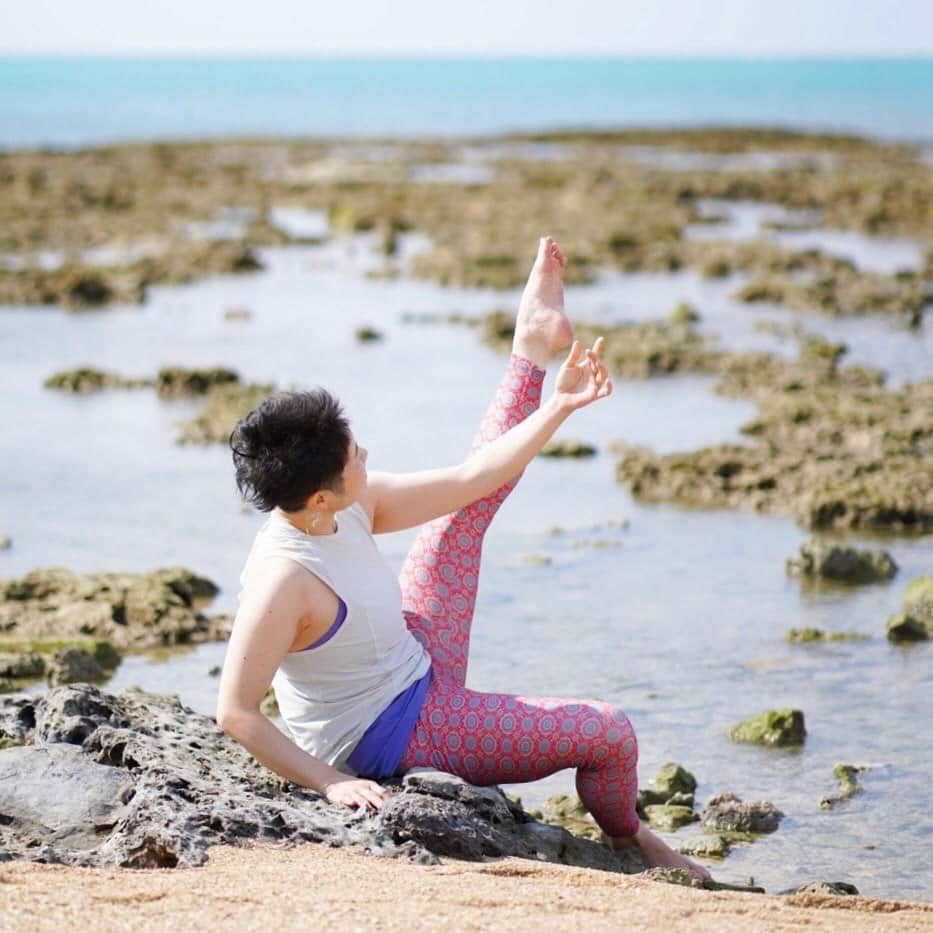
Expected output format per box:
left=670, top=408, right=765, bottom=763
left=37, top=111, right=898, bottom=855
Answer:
left=365, top=339, right=611, bottom=534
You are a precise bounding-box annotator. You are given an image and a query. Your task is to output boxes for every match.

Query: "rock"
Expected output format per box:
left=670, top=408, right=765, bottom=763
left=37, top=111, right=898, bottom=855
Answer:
left=177, top=382, right=274, bottom=444
left=354, top=326, right=384, bottom=343
left=643, top=804, right=699, bottom=831
left=0, top=536, right=10, bottom=551
left=701, top=792, right=784, bottom=834
left=654, top=762, right=698, bottom=796
left=0, top=652, right=45, bottom=679
left=728, top=709, right=806, bottom=747
left=46, top=648, right=107, bottom=686
left=794, top=881, right=860, bottom=896
left=538, top=440, right=597, bottom=459
left=786, top=628, right=867, bottom=644
left=260, top=687, right=279, bottom=718
left=0, top=687, right=647, bottom=874
left=155, top=367, right=240, bottom=398
left=820, top=763, right=869, bottom=809
left=903, top=576, right=933, bottom=625
left=515, top=553, right=552, bottom=566
left=207, top=665, right=221, bottom=677
left=224, top=307, right=252, bottom=322
left=0, top=744, right=133, bottom=851
left=669, top=302, right=701, bottom=324
left=541, top=793, right=604, bottom=842
left=885, top=613, right=930, bottom=643
left=677, top=834, right=731, bottom=858
left=786, top=539, right=897, bottom=584
left=44, top=368, right=151, bottom=394
left=0, top=566, right=222, bottom=652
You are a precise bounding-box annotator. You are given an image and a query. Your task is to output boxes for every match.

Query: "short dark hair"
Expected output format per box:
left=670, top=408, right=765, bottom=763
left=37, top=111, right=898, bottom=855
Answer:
left=230, top=389, right=351, bottom=512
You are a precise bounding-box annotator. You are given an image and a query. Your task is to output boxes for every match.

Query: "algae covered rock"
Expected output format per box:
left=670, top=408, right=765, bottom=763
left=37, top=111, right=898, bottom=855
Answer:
left=539, top=440, right=597, bottom=459
left=903, top=576, right=933, bottom=625
left=354, top=326, right=384, bottom=343
left=0, top=566, right=223, bottom=652
left=820, top=763, right=869, bottom=810
left=643, top=804, right=699, bottom=831
left=728, top=709, right=806, bottom=747
left=541, top=793, right=603, bottom=842
left=44, top=368, right=149, bottom=394
left=177, top=382, right=274, bottom=444
left=0, top=652, right=45, bottom=679
left=701, top=792, right=784, bottom=834
left=677, top=834, right=731, bottom=859
left=786, top=539, right=897, bottom=584
left=638, top=762, right=698, bottom=809
left=156, top=366, right=240, bottom=398
left=786, top=628, right=867, bottom=644
left=668, top=302, right=701, bottom=324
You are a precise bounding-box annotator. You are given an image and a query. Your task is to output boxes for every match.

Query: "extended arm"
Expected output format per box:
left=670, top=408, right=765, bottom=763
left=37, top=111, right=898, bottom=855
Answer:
left=367, top=339, right=611, bottom=534
left=216, top=561, right=388, bottom=810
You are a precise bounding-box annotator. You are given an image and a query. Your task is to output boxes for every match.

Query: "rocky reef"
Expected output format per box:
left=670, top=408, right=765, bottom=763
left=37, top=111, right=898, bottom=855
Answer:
left=0, top=567, right=229, bottom=661
left=886, top=576, right=933, bottom=642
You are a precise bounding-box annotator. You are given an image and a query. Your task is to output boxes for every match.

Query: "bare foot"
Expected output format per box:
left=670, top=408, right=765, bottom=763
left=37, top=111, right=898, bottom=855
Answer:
left=513, top=235, right=574, bottom=368
left=613, top=825, right=713, bottom=883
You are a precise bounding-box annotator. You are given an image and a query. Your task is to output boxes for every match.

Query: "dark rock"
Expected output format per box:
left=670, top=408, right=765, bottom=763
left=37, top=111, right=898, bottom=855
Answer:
left=786, top=539, right=897, bottom=584
left=794, top=881, right=860, bottom=896
left=46, top=648, right=107, bottom=686
left=541, top=793, right=603, bottom=842
left=0, top=653, right=45, bottom=679
left=728, top=709, right=806, bottom=747
left=701, top=792, right=784, bottom=834
left=354, top=326, right=384, bottom=343
left=885, top=613, right=930, bottom=643
left=0, top=686, right=646, bottom=874
left=44, top=368, right=151, bottom=394
left=0, top=536, right=10, bottom=551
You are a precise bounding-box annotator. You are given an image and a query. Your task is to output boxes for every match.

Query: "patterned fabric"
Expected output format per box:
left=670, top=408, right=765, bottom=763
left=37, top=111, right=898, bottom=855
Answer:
left=397, top=354, right=641, bottom=838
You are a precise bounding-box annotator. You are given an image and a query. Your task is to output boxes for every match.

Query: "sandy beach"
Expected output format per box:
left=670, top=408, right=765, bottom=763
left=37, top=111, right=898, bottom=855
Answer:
left=2, top=843, right=932, bottom=932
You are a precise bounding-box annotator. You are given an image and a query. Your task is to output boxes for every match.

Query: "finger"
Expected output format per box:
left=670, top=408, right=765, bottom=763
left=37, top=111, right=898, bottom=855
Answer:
left=564, top=340, right=582, bottom=367
left=593, top=336, right=605, bottom=358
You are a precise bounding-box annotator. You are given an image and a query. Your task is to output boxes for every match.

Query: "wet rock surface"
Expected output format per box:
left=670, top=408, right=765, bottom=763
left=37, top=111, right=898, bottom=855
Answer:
left=701, top=792, right=784, bottom=834
left=792, top=880, right=860, bottom=896
left=786, top=539, right=897, bottom=584
left=728, top=709, right=806, bottom=747
left=177, top=383, right=275, bottom=444
left=0, top=567, right=228, bottom=653
left=785, top=628, right=867, bottom=644
left=0, top=686, right=646, bottom=874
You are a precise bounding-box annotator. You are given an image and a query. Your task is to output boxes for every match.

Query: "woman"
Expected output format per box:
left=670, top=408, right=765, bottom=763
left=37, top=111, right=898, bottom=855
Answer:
left=218, top=237, right=710, bottom=880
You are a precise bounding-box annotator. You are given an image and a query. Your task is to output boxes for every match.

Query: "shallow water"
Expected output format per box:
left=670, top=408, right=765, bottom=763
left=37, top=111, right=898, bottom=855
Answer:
left=1, top=234, right=932, bottom=900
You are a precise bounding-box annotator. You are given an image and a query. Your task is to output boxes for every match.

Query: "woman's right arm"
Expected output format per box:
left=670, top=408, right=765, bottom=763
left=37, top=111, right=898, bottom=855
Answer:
left=215, top=560, right=389, bottom=810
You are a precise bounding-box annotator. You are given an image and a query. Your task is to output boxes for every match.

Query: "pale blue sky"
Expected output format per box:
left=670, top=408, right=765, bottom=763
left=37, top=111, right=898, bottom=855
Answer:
left=2, top=0, right=932, bottom=55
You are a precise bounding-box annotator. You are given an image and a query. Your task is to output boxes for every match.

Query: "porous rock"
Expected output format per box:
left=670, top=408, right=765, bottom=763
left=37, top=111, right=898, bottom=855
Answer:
left=786, top=539, right=897, bottom=584
left=0, top=686, right=644, bottom=874
left=793, top=881, right=860, bottom=896
left=701, top=792, right=784, bottom=834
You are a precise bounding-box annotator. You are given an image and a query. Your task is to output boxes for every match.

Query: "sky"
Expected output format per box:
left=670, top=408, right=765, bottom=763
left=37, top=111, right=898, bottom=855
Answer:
left=1, top=0, right=932, bottom=56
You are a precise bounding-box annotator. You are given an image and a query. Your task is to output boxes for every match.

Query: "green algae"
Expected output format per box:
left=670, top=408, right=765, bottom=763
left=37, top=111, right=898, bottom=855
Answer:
left=785, top=628, right=868, bottom=644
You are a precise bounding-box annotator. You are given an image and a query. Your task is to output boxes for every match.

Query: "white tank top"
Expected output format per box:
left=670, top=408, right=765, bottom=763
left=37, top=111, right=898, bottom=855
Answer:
left=238, top=502, right=430, bottom=772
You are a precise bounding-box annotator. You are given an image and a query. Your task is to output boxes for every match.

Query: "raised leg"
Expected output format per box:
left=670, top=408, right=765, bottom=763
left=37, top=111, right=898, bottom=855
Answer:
left=399, top=237, right=572, bottom=686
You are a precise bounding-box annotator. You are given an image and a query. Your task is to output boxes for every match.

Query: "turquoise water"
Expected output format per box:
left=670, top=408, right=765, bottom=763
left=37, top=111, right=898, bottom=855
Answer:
left=2, top=56, right=933, bottom=148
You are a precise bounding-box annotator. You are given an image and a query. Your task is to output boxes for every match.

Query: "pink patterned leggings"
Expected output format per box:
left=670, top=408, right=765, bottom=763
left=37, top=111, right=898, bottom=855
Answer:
left=397, top=354, right=640, bottom=838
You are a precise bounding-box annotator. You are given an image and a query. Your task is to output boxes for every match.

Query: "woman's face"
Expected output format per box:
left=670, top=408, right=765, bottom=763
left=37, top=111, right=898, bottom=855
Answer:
left=340, top=435, right=368, bottom=502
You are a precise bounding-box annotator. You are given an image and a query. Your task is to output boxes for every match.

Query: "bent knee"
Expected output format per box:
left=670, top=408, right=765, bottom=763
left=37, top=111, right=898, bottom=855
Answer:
left=597, top=705, right=639, bottom=768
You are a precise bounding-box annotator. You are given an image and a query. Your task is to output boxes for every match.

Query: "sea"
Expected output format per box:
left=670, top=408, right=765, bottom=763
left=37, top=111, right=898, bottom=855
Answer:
left=1, top=56, right=933, bottom=148
left=1, top=57, right=932, bottom=900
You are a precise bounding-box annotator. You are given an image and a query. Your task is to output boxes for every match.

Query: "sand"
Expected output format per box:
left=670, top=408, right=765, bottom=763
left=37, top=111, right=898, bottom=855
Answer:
left=1, top=844, right=931, bottom=932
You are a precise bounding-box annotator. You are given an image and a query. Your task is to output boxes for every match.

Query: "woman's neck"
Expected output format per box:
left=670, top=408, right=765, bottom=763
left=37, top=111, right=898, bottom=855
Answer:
left=279, top=507, right=338, bottom=536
